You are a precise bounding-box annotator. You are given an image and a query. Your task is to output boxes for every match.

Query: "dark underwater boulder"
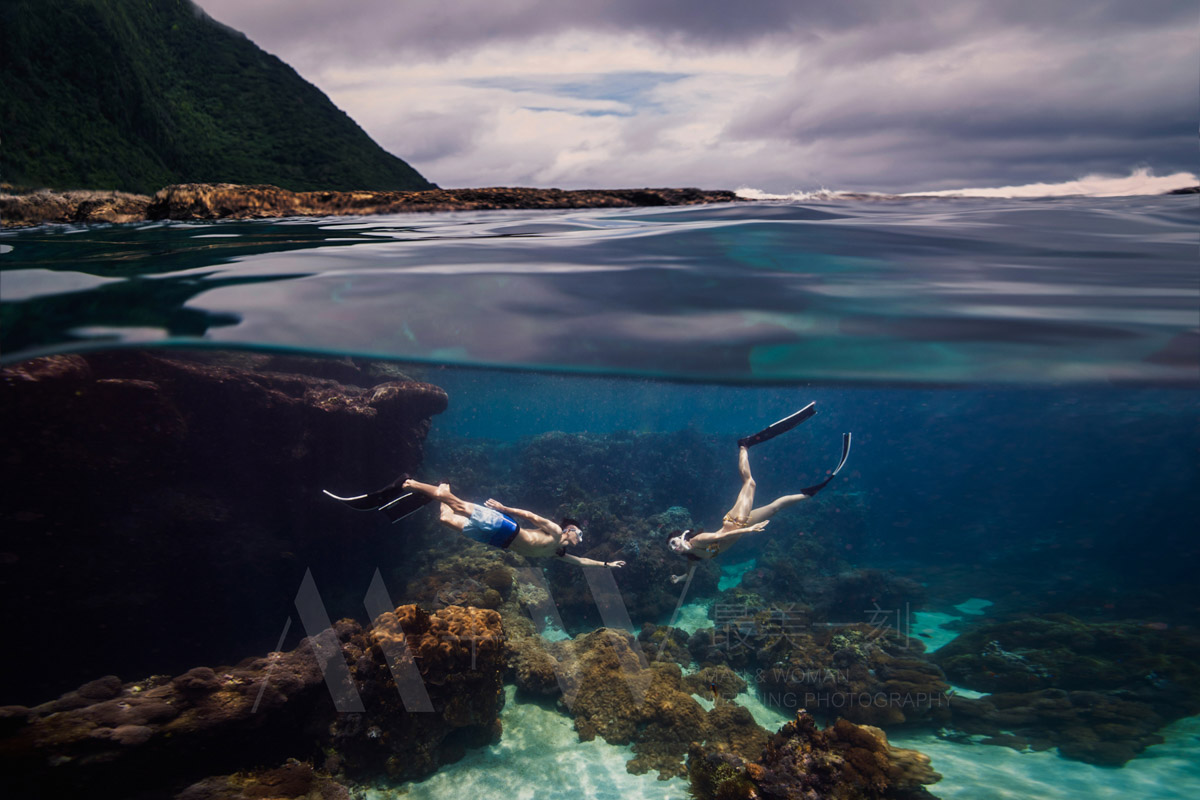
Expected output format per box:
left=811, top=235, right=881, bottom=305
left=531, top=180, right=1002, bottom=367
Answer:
left=0, top=350, right=447, bottom=702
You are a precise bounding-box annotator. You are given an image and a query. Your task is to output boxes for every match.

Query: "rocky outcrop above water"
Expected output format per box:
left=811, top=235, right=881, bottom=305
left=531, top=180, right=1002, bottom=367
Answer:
left=0, top=604, right=504, bottom=799
left=0, top=350, right=448, bottom=702
left=0, top=183, right=742, bottom=227
left=0, top=188, right=152, bottom=226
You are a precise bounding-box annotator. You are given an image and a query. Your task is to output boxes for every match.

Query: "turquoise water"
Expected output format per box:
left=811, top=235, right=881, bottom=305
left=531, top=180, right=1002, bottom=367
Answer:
left=2, top=197, right=1196, bottom=383
left=1, top=197, right=1197, bottom=799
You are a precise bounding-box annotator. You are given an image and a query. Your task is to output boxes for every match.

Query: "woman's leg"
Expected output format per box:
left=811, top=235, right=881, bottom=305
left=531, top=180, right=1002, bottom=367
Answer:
left=747, top=493, right=809, bottom=524
left=722, top=447, right=757, bottom=528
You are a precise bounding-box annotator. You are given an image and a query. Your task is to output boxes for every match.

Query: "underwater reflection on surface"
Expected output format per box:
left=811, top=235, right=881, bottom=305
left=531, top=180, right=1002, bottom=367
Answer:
left=3, top=196, right=1196, bottom=383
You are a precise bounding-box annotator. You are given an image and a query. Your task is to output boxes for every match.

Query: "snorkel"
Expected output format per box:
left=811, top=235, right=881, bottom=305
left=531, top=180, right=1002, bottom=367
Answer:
left=562, top=517, right=584, bottom=545
left=667, top=529, right=694, bottom=554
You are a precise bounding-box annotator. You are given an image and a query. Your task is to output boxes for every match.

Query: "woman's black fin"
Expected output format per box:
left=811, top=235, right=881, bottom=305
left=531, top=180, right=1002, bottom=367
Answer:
left=737, top=402, right=817, bottom=448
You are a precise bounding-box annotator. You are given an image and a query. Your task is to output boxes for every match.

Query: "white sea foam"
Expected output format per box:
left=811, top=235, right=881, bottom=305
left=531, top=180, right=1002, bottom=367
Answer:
left=737, top=168, right=1198, bottom=201
left=735, top=186, right=850, bottom=201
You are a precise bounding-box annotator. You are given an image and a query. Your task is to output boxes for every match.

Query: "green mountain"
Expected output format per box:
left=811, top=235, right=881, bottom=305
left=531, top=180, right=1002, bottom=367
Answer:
left=0, top=0, right=434, bottom=193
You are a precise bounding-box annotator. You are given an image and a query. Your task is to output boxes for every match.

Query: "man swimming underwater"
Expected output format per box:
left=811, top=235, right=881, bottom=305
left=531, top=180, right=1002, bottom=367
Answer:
left=325, top=478, right=624, bottom=569
left=666, top=403, right=851, bottom=583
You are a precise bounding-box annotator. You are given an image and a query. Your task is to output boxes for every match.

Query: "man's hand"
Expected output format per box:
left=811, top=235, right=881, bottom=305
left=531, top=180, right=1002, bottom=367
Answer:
left=485, top=498, right=506, bottom=511
left=607, top=560, right=626, bottom=569
left=670, top=573, right=687, bottom=584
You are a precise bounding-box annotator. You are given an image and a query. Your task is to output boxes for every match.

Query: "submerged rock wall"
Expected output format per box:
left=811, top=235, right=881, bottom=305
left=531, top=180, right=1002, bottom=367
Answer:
left=0, top=350, right=447, bottom=701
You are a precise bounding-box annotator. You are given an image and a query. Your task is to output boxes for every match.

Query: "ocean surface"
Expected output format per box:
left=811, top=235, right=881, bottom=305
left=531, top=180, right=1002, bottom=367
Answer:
left=1, top=195, right=1197, bottom=799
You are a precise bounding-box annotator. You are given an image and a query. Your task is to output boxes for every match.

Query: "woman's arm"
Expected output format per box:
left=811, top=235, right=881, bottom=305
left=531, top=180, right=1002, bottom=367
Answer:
left=671, top=562, right=698, bottom=584
left=688, top=520, right=770, bottom=545
left=485, top=498, right=559, bottom=533
left=557, top=554, right=625, bottom=569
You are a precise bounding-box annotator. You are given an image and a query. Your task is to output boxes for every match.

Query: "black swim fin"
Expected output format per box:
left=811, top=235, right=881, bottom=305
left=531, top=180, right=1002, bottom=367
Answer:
left=322, top=474, right=410, bottom=511
left=801, top=432, right=852, bottom=496
left=379, top=492, right=434, bottom=523
left=738, top=402, right=817, bottom=448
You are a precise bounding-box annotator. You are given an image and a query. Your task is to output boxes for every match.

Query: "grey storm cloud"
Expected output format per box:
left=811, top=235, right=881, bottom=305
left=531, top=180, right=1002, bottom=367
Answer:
left=193, top=0, right=1198, bottom=192
left=196, top=0, right=1197, bottom=61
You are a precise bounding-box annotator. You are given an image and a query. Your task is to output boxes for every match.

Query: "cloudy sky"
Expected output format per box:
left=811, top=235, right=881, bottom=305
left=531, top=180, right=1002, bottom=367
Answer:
left=195, top=0, right=1197, bottom=193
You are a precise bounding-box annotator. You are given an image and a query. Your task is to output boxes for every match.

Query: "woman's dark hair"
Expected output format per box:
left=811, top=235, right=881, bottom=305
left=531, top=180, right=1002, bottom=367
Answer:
left=562, top=517, right=581, bottom=529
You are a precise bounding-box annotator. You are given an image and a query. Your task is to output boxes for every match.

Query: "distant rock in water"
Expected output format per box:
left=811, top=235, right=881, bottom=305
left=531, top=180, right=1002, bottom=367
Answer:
left=0, top=187, right=152, bottom=226
left=1165, top=185, right=1199, bottom=194
left=0, top=0, right=432, bottom=193
left=0, top=183, right=741, bottom=227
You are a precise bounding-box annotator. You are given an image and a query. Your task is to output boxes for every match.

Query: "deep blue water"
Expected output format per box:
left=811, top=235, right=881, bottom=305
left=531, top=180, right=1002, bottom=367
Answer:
left=1, top=196, right=1198, bottom=798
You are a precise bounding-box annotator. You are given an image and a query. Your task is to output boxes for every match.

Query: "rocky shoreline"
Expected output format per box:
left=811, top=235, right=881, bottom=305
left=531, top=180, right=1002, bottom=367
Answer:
left=0, top=183, right=742, bottom=228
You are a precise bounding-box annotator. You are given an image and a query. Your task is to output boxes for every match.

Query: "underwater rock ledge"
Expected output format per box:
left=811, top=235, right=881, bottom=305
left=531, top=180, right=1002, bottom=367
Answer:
left=0, top=183, right=741, bottom=227
left=0, top=604, right=504, bottom=799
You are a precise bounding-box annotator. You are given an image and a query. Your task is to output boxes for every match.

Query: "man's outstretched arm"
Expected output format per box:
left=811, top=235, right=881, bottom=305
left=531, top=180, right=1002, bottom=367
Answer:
left=557, top=553, right=625, bottom=569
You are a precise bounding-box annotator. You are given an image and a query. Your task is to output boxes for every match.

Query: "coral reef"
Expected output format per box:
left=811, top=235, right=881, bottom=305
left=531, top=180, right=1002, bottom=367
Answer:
left=682, top=665, right=748, bottom=701
left=933, top=614, right=1200, bottom=765
left=565, top=629, right=706, bottom=778
left=752, top=625, right=950, bottom=728
left=639, top=623, right=695, bottom=667
left=332, top=606, right=506, bottom=781
left=0, top=605, right=505, bottom=798
left=682, top=616, right=951, bottom=729
left=175, top=761, right=350, bottom=800
left=934, top=614, right=1199, bottom=693
left=501, top=626, right=771, bottom=780
left=688, top=713, right=941, bottom=800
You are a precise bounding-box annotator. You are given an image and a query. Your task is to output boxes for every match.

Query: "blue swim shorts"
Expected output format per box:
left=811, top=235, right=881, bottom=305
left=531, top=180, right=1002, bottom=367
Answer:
left=462, top=505, right=520, bottom=549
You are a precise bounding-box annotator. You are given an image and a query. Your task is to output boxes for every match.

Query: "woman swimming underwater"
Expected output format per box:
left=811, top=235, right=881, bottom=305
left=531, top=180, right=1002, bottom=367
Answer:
left=666, top=403, right=851, bottom=584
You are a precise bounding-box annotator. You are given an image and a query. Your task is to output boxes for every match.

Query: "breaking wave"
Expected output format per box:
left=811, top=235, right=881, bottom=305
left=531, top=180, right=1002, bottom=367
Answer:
left=737, top=168, right=1198, bottom=201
